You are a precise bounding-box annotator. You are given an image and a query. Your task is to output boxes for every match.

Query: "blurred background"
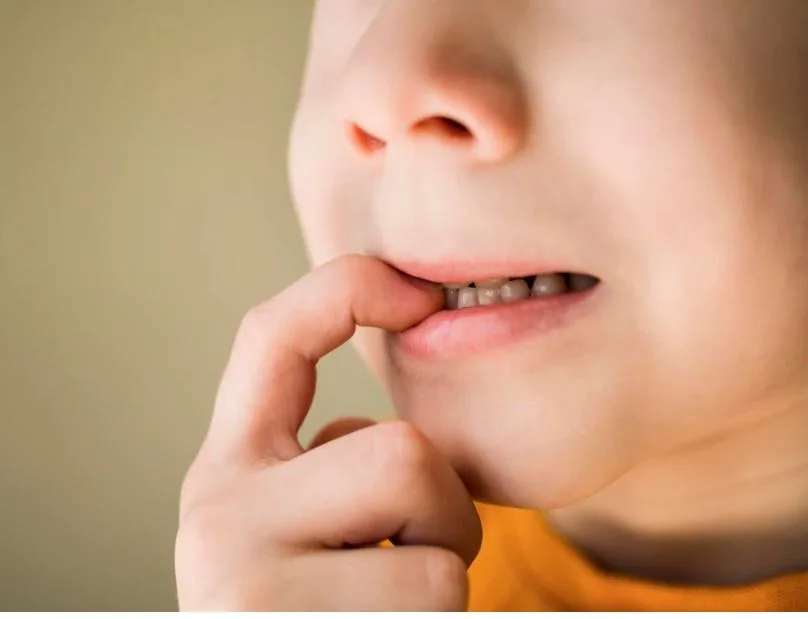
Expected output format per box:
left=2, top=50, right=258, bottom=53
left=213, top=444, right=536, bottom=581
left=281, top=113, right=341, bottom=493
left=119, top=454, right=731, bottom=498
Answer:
left=1, top=0, right=392, bottom=610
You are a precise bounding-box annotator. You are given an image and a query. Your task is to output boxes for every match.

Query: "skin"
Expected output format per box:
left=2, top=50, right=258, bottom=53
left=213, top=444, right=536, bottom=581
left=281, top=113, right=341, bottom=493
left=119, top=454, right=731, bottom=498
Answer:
left=176, top=0, right=808, bottom=609
left=177, top=259, right=480, bottom=610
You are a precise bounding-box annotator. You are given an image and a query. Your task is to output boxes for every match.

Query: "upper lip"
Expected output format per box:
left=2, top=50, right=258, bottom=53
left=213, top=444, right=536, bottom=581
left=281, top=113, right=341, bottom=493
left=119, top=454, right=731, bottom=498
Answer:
left=385, top=258, right=582, bottom=284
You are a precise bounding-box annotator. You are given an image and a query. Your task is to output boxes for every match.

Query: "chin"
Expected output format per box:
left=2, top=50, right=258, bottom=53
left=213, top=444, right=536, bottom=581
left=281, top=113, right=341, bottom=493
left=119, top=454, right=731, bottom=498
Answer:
left=386, top=389, right=634, bottom=512
left=352, top=315, right=641, bottom=511
left=457, top=442, right=630, bottom=511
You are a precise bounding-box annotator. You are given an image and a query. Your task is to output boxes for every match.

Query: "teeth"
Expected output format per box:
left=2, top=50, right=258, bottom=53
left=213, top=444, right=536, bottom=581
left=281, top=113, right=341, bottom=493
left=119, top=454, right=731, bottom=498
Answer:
left=531, top=274, right=567, bottom=297
left=443, top=272, right=596, bottom=309
left=477, top=287, right=501, bottom=306
left=568, top=273, right=599, bottom=292
left=499, top=279, right=530, bottom=302
left=456, top=287, right=478, bottom=309
left=445, top=287, right=460, bottom=310
left=474, top=278, right=508, bottom=288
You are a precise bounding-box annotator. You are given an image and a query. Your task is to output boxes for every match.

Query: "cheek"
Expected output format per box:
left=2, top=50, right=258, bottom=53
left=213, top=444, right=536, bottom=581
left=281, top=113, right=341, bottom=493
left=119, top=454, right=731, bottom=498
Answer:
left=559, top=50, right=808, bottom=425
left=665, top=230, right=808, bottom=425
left=647, top=147, right=808, bottom=420
left=288, top=101, right=369, bottom=267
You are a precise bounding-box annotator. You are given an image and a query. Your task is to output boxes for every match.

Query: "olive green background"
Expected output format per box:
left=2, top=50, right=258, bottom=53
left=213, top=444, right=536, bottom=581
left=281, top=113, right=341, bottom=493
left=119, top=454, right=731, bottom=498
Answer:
left=1, top=0, right=391, bottom=610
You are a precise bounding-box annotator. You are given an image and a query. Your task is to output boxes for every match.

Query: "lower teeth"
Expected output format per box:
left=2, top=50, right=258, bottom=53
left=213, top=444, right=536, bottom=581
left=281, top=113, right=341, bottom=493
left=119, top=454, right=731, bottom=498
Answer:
left=443, top=273, right=597, bottom=310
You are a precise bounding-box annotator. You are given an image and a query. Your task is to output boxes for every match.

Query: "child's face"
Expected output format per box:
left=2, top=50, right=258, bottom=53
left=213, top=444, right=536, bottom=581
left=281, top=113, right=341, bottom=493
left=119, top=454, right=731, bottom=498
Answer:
left=289, top=0, right=808, bottom=508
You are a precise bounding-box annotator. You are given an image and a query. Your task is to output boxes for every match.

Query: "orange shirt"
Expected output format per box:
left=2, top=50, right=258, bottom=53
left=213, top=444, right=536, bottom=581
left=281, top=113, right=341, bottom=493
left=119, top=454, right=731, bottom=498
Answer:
left=468, top=502, right=808, bottom=611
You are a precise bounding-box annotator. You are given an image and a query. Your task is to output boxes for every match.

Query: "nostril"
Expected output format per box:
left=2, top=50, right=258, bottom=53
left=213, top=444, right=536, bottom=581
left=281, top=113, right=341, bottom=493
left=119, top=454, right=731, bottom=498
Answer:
left=348, top=122, right=387, bottom=155
left=346, top=116, right=474, bottom=157
left=413, top=116, right=474, bottom=141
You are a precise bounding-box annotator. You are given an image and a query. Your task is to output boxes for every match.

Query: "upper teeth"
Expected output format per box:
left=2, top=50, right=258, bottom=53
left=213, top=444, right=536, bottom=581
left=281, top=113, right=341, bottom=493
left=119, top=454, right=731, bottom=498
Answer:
left=531, top=273, right=566, bottom=296
left=442, top=273, right=597, bottom=310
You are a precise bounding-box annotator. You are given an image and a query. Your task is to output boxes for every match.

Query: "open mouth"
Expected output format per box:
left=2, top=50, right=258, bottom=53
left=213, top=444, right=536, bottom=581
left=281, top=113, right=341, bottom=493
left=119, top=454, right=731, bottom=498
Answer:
left=391, top=262, right=603, bottom=357
left=441, top=272, right=600, bottom=310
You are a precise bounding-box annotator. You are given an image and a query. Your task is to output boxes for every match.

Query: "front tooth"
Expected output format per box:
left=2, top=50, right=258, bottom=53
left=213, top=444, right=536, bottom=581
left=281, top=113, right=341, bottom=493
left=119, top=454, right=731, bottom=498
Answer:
left=477, top=287, right=501, bottom=305
left=568, top=273, right=599, bottom=292
left=500, top=279, right=530, bottom=302
left=444, top=281, right=471, bottom=289
left=532, top=273, right=567, bottom=297
left=457, top=287, right=478, bottom=309
left=474, top=278, right=508, bottom=288
left=445, top=287, right=460, bottom=309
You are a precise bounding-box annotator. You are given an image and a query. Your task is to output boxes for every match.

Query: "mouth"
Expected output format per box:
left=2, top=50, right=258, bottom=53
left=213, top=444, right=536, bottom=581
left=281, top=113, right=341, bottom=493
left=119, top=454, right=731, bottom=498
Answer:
left=390, top=263, right=602, bottom=358
left=441, top=272, right=599, bottom=310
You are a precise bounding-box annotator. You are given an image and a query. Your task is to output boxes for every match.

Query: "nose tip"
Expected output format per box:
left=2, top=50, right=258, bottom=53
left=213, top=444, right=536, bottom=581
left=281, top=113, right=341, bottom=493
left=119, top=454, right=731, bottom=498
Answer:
left=340, top=47, right=526, bottom=164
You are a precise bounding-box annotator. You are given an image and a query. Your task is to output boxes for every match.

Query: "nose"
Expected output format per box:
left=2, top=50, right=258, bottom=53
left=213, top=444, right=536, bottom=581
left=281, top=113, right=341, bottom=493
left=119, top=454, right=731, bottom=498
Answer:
left=337, top=3, right=527, bottom=164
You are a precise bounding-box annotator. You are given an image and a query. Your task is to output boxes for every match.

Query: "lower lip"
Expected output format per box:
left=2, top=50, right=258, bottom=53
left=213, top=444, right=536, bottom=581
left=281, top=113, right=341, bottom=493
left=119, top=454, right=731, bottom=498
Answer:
left=396, top=286, right=600, bottom=358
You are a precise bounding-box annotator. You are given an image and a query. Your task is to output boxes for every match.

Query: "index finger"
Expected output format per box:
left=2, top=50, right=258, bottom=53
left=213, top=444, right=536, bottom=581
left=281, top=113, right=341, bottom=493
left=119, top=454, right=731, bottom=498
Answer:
left=203, top=254, right=442, bottom=465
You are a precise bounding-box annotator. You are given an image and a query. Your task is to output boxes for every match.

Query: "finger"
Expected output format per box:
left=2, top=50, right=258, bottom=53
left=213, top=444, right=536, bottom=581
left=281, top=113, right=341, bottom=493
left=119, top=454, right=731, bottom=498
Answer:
left=205, top=255, right=441, bottom=464
left=307, top=417, right=377, bottom=450
left=265, top=422, right=482, bottom=566
left=283, top=546, right=469, bottom=611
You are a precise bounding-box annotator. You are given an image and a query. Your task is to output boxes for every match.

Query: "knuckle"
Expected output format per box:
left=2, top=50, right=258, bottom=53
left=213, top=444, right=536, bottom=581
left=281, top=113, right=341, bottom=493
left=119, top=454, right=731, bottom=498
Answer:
left=177, top=462, right=252, bottom=550
left=178, top=472, right=199, bottom=519
left=178, top=460, right=210, bottom=520
left=178, top=453, right=229, bottom=519
left=237, top=303, right=274, bottom=344
left=175, top=504, right=228, bottom=571
left=371, top=422, right=433, bottom=486
left=423, top=549, right=469, bottom=611
left=232, top=300, right=288, bottom=363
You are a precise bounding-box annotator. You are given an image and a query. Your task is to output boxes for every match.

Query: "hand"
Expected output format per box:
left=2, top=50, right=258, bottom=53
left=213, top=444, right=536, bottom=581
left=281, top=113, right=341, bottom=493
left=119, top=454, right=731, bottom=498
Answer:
left=175, top=255, right=482, bottom=611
